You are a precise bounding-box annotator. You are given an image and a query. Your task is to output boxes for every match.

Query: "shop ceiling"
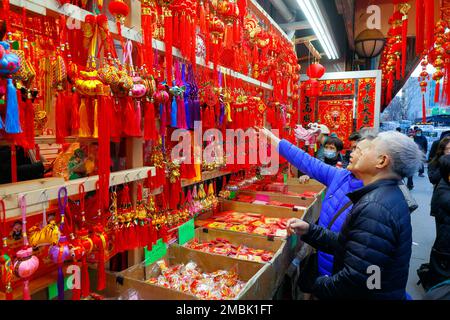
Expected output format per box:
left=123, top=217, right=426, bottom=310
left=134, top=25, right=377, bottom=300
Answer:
left=255, top=0, right=354, bottom=69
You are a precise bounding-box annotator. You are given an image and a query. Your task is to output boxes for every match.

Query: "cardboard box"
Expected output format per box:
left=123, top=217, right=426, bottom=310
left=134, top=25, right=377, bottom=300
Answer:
left=284, top=178, right=326, bottom=197
left=234, top=191, right=320, bottom=223
left=176, top=228, right=289, bottom=298
left=103, top=246, right=272, bottom=300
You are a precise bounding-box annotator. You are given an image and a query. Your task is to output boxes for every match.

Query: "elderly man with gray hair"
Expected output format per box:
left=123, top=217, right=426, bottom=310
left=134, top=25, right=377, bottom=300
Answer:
left=256, top=129, right=424, bottom=300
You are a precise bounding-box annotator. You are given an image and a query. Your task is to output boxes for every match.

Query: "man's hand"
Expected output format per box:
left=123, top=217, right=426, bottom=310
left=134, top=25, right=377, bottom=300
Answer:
left=287, top=218, right=310, bottom=237
left=298, top=175, right=310, bottom=184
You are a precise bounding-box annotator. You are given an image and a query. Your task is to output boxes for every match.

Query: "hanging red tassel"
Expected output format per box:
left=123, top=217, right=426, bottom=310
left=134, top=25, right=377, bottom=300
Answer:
left=416, top=0, right=424, bottom=54
left=123, top=96, right=141, bottom=137
left=401, top=16, right=408, bottom=78
left=92, top=225, right=107, bottom=291
left=70, top=92, right=80, bottom=135
left=98, top=96, right=111, bottom=211
left=435, top=81, right=441, bottom=103
left=387, top=72, right=394, bottom=104
left=144, top=100, right=156, bottom=141
left=110, top=98, right=122, bottom=142
left=422, top=94, right=427, bottom=123
left=55, top=92, right=68, bottom=144
left=164, top=9, right=174, bottom=85
left=424, top=0, right=434, bottom=51
left=396, top=58, right=401, bottom=80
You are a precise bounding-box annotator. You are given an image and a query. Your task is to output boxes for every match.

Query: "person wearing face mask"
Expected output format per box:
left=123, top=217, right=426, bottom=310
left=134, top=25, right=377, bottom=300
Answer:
left=315, top=124, right=331, bottom=162
left=323, top=136, right=345, bottom=168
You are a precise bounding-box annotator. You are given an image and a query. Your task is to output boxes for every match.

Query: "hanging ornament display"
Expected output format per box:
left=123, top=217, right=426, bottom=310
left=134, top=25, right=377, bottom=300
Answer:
left=430, top=20, right=447, bottom=103
left=14, top=196, right=40, bottom=300
left=418, top=57, right=430, bottom=122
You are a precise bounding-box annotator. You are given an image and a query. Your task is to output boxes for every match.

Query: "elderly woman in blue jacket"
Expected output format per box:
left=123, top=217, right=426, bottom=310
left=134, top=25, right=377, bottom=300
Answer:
left=273, top=131, right=367, bottom=277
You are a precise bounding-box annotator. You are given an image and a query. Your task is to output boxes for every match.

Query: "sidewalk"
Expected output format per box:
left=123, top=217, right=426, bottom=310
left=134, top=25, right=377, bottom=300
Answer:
left=406, top=174, right=436, bottom=300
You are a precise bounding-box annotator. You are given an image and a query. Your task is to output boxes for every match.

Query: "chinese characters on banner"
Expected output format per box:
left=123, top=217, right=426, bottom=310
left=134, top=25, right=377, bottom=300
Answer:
left=300, top=82, right=315, bottom=126
left=318, top=100, right=354, bottom=148
left=356, top=78, right=376, bottom=129
left=321, top=79, right=355, bottom=96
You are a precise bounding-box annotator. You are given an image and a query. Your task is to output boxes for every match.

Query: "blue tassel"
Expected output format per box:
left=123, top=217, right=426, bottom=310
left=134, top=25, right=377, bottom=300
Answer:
left=171, top=97, right=177, bottom=127
left=219, top=102, right=224, bottom=126
left=0, top=114, right=4, bottom=130
left=5, top=78, right=22, bottom=134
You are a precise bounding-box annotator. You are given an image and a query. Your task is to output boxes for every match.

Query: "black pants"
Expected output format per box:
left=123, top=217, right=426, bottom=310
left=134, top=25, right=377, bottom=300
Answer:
left=407, top=164, right=425, bottom=188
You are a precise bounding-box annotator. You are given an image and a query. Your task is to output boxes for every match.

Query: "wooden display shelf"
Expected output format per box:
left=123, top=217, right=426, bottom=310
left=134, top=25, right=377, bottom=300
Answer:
left=181, top=169, right=231, bottom=188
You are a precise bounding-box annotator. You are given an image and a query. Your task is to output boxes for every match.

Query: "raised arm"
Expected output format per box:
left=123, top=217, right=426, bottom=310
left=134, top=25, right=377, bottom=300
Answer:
left=278, top=139, right=342, bottom=186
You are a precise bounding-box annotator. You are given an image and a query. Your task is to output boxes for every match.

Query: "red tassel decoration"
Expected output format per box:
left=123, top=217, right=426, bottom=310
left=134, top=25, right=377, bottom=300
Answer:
left=71, top=92, right=80, bottom=135
left=401, top=16, right=408, bottom=78
left=164, top=10, right=174, bottom=85
left=144, top=100, right=156, bottom=141
left=416, top=0, right=424, bottom=54
left=425, top=0, right=434, bottom=51
left=92, top=225, right=107, bottom=291
left=98, top=96, right=111, bottom=211
left=55, top=92, right=68, bottom=144
left=110, top=98, right=122, bottom=142
left=435, top=81, right=441, bottom=103
left=422, top=94, right=427, bottom=123
left=123, top=97, right=141, bottom=137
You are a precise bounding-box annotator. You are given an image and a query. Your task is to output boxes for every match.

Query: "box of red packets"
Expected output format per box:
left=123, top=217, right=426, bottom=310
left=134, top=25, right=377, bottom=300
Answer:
left=116, top=245, right=273, bottom=300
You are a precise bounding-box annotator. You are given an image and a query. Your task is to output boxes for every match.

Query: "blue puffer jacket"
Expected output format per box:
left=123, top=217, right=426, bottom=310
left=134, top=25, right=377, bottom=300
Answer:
left=302, top=179, right=413, bottom=300
left=278, top=140, right=363, bottom=276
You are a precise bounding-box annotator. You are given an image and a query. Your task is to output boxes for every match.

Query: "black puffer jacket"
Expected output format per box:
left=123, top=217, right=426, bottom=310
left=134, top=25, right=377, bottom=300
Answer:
left=302, top=179, right=412, bottom=300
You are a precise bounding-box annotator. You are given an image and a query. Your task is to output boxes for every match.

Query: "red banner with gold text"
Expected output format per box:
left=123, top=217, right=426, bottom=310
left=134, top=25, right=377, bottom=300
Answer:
left=356, top=78, right=376, bottom=129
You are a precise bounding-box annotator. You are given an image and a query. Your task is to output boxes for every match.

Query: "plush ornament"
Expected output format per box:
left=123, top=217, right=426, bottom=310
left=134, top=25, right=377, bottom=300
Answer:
left=1, top=199, right=13, bottom=300
left=49, top=235, right=70, bottom=300
left=0, top=41, right=21, bottom=133
left=28, top=196, right=60, bottom=249
left=14, top=196, right=40, bottom=300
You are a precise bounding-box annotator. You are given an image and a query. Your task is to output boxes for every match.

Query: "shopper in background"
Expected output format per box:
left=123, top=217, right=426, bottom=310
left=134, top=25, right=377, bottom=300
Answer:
left=286, top=131, right=423, bottom=299
left=315, top=124, right=331, bottom=162
left=322, top=136, right=345, bottom=168
left=343, top=132, right=362, bottom=169
left=428, top=137, right=450, bottom=186
left=425, top=154, right=450, bottom=288
left=429, top=130, right=450, bottom=161
left=414, top=128, right=428, bottom=177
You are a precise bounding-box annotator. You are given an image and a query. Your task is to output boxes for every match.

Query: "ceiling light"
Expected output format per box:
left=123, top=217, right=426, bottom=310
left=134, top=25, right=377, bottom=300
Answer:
left=297, top=0, right=339, bottom=60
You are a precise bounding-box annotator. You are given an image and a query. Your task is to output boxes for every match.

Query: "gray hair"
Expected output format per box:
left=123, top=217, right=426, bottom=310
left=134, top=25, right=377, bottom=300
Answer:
left=374, top=131, right=425, bottom=178
left=359, top=127, right=379, bottom=141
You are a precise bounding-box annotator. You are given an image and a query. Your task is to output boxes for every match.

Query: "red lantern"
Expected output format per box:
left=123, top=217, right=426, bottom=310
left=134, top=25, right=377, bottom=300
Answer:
left=108, top=0, right=130, bottom=51
left=306, top=63, right=326, bottom=80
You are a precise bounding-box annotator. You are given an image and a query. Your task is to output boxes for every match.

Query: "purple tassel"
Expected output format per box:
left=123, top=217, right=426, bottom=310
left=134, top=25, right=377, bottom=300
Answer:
left=219, top=102, right=224, bottom=126
left=58, top=266, right=64, bottom=300
left=5, top=78, right=22, bottom=134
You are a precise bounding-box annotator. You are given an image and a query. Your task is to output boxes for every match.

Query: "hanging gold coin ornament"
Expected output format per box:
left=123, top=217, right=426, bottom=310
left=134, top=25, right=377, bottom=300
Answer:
left=431, top=20, right=447, bottom=103
left=418, top=57, right=430, bottom=123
